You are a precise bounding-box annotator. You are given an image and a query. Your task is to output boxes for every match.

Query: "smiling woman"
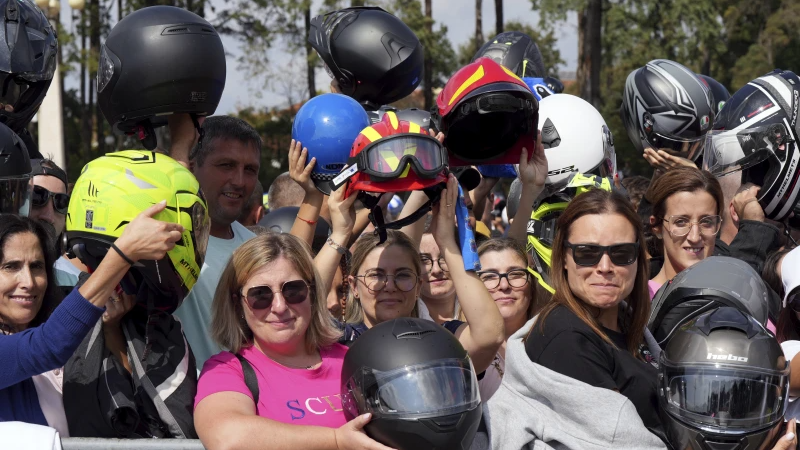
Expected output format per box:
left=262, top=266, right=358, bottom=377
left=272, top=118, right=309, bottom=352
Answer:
left=523, top=189, right=668, bottom=445
left=646, top=167, right=724, bottom=297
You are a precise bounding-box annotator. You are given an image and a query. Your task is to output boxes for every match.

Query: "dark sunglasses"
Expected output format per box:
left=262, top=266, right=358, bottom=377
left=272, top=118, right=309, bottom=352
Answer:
left=241, top=279, right=311, bottom=310
left=564, top=241, right=639, bottom=267
left=31, top=185, right=70, bottom=215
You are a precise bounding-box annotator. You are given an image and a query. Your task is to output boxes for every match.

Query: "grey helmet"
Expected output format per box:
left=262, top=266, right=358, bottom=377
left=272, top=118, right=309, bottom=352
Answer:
left=648, top=256, right=770, bottom=347
left=658, top=307, right=788, bottom=450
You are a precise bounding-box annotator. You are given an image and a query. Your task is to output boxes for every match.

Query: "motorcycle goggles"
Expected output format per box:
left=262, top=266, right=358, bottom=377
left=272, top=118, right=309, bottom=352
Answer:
left=703, top=123, right=794, bottom=177
left=343, top=357, right=480, bottom=419
left=331, top=133, right=447, bottom=189
left=659, top=359, right=789, bottom=434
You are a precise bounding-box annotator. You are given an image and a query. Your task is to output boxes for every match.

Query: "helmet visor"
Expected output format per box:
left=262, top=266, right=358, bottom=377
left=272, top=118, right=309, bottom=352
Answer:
left=0, top=176, right=32, bottom=216
left=600, top=125, right=617, bottom=178
left=646, top=130, right=705, bottom=161
left=361, top=134, right=447, bottom=180
left=190, top=200, right=210, bottom=269
left=661, top=363, right=789, bottom=433
left=0, top=72, right=50, bottom=120
left=703, top=124, right=793, bottom=177
left=344, top=357, right=480, bottom=419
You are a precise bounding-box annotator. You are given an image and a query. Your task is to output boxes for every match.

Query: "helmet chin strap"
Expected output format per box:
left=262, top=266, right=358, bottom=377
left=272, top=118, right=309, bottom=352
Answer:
left=135, top=120, right=158, bottom=150
left=190, top=113, right=205, bottom=147
left=359, top=185, right=444, bottom=244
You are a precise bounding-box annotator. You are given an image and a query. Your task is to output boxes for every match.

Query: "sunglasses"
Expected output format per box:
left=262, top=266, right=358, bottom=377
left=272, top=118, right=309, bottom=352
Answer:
left=241, top=279, right=311, bottom=310
left=564, top=241, right=639, bottom=267
left=32, top=185, right=69, bottom=215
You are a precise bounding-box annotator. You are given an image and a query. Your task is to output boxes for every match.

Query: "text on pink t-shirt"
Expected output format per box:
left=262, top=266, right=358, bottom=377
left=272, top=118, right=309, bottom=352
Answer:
left=195, top=343, right=349, bottom=428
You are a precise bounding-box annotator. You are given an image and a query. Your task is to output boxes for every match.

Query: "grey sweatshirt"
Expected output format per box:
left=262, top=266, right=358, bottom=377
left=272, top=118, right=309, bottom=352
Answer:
left=485, top=318, right=668, bottom=450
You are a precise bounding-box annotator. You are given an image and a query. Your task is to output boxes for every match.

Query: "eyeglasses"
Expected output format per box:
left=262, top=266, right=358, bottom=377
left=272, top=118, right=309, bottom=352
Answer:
left=355, top=270, right=418, bottom=293
left=420, top=255, right=448, bottom=272
left=662, top=215, right=722, bottom=237
left=477, top=269, right=529, bottom=290
left=31, top=185, right=69, bottom=215
left=241, top=279, right=311, bottom=310
left=564, top=242, right=639, bottom=267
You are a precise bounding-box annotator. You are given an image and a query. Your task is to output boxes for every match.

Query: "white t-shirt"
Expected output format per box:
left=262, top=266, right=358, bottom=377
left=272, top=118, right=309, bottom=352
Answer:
left=174, top=221, right=255, bottom=371
left=782, top=340, right=800, bottom=421
left=53, top=256, right=81, bottom=289
left=31, top=368, right=69, bottom=437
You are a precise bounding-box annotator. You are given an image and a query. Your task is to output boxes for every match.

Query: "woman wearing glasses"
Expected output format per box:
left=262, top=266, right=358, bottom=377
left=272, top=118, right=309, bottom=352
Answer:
left=475, top=238, right=536, bottom=400
left=337, top=175, right=504, bottom=374
left=418, top=232, right=461, bottom=324
left=195, top=232, right=396, bottom=450
left=646, top=167, right=724, bottom=298
left=523, top=188, right=668, bottom=444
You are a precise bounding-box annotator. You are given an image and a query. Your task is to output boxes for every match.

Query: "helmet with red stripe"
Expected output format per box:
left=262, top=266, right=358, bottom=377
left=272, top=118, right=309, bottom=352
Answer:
left=432, top=57, right=538, bottom=166
left=703, top=69, right=800, bottom=221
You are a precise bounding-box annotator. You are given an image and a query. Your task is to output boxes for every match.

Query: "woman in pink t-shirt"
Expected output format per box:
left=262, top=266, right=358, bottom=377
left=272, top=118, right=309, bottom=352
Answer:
left=647, top=168, right=723, bottom=298
left=194, top=232, right=392, bottom=450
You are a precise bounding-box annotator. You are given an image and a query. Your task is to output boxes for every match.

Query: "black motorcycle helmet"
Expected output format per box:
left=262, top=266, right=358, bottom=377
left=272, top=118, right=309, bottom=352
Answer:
left=0, top=121, right=31, bottom=215
left=309, top=6, right=423, bottom=107
left=621, top=59, right=715, bottom=160
left=257, top=206, right=331, bottom=253
left=703, top=69, right=800, bottom=221
left=649, top=256, right=770, bottom=347
left=658, top=307, right=789, bottom=450
left=341, top=318, right=482, bottom=450
left=698, top=74, right=731, bottom=115
left=472, top=31, right=546, bottom=78
left=0, top=0, right=57, bottom=134
left=97, top=6, right=226, bottom=150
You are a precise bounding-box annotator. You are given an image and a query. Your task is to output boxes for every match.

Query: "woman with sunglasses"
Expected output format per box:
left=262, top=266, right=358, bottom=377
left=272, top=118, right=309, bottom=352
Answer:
left=328, top=175, right=503, bottom=374
left=646, top=167, right=724, bottom=298
left=195, top=232, right=394, bottom=450
left=475, top=238, right=537, bottom=401
left=524, top=188, right=668, bottom=444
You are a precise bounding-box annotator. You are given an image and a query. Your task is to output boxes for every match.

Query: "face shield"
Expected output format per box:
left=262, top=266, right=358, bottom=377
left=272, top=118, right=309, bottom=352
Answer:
left=643, top=113, right=707, bottom=161
left=660, top=360, right=789, bottom=434
left=703, top=123, right=793, bottom=177
left=0, top=175, right=32, bottom=216
left=343, top=357, right=480, bottom=420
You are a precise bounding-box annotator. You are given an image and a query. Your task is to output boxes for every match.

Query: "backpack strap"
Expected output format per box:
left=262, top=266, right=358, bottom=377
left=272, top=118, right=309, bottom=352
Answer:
left=235, top=353, right=260, bottom=405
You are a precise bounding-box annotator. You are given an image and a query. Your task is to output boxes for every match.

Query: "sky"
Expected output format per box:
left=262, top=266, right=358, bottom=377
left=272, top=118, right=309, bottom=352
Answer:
left=59, top=0, right=579, bottom=115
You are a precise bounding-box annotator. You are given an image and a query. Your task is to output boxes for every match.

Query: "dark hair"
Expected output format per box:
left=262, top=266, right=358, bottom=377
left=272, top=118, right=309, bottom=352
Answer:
left=646, top=167, right=724, bottom=258
left=531, top=189, right=650, bottom=357
left=477, top=237, right=539, bottom=318
left=765, top=248, right=797, bottom=343
left=266, top=172, right=305, bottom=211
left=189, top=115, right=263, bottom=167
left=620, top=175, right=650, bottom=212
left=0, top=215, right=60, bottom=332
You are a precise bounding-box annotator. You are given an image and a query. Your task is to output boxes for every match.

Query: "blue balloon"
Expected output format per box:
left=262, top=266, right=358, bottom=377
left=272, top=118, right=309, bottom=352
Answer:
left=292, top=93, right=371, bottom=194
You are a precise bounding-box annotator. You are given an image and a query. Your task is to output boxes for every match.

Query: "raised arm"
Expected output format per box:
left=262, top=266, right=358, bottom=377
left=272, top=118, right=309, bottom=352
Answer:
left=315, top=184, right=357, bottom=308
left=0, top=202, right=183, bottom=388
left=286, top=139, right=325, bottom=248
left=507, top=134, right=547, bottom=245
left=431, top=175, right=504, bottom=373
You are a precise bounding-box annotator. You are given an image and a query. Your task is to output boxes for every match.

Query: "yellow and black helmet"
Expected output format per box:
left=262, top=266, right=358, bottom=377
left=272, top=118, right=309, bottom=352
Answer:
left=65, top=151, right=209, bottom=312
left=526, top=173, right=612, bottom=293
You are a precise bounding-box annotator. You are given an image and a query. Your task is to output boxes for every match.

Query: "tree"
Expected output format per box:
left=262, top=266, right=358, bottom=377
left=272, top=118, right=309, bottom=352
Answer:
left=389, top=0, right=457, bottom=110
left=495, top=0, right=503, bottom=35
left=475, top=0, right=483, bottom=45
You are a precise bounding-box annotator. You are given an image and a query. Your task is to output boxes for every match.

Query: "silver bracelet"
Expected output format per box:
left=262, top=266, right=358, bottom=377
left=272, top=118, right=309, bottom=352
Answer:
left=327, top=236, right=347, bottom=255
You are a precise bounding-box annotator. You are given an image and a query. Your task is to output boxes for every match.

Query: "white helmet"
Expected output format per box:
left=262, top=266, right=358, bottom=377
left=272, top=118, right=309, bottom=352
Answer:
left=538, top=94, right=617, bottom=194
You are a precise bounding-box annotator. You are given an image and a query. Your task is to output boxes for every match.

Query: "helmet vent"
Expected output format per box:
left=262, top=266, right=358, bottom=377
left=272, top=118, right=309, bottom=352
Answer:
left=395, top=330, right=436, bottom=340
left=540, top=118, right=561, bottom=149
left=167, top=27, right=189, bottom=33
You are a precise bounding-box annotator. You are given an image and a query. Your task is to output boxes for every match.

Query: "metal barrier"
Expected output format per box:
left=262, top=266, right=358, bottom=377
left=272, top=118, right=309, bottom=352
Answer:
left=61, top=438, right=206, bottom=450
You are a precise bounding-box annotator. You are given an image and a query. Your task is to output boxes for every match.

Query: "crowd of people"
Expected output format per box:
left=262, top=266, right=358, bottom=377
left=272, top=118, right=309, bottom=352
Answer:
left=2, top=2, right=800, bottom=450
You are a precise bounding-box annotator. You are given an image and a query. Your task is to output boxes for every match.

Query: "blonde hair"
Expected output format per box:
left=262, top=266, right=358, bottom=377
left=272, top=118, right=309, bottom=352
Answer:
left=344, top=230, right=421, bottom=324
left=211, top=233, right=341, bottom=353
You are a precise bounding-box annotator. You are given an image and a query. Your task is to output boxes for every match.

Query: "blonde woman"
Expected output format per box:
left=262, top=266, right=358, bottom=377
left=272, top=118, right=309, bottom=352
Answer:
left=194, top=233, right=393, bottom=450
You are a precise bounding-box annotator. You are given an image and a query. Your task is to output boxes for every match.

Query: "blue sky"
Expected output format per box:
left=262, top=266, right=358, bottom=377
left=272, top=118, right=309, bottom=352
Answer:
left=60, top=0, right=578, bottom=115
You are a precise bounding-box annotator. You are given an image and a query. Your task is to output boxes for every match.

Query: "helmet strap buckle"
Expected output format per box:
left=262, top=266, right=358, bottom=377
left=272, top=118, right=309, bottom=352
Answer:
left=135, top=121, right=158, bottom=150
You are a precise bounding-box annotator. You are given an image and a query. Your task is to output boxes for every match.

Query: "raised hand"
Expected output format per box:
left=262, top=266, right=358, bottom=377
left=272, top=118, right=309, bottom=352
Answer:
left=115, top=201, right=184, bottom=262
left=288, top=139, right=318, bottom=194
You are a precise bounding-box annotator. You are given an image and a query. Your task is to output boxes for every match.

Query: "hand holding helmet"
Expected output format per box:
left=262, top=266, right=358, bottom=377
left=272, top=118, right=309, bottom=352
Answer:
left=518, top=133, right=548, bottom=191
left=333, top=413, right=397, bottom=450
left=288, top=139, right=318, bottom=196
left=328, top=182, right=358, bottom=242
left=642, top=148, right=697, bottom=172
left=430, top=174, right=459, bottom=251
left=732, top=184, right=765, bottom=222
left=114, top=200, right=184, bottom=263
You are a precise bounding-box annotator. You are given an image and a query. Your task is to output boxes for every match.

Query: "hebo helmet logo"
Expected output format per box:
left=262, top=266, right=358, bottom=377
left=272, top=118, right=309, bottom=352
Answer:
left=707, top=353, right=749, bottom=362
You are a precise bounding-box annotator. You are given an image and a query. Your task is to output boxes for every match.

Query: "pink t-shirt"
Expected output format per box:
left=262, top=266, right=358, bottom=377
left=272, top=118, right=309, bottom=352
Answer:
left=195, top=343, right=349, bottom=428
left=648, top=280, right=663, bottom=300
